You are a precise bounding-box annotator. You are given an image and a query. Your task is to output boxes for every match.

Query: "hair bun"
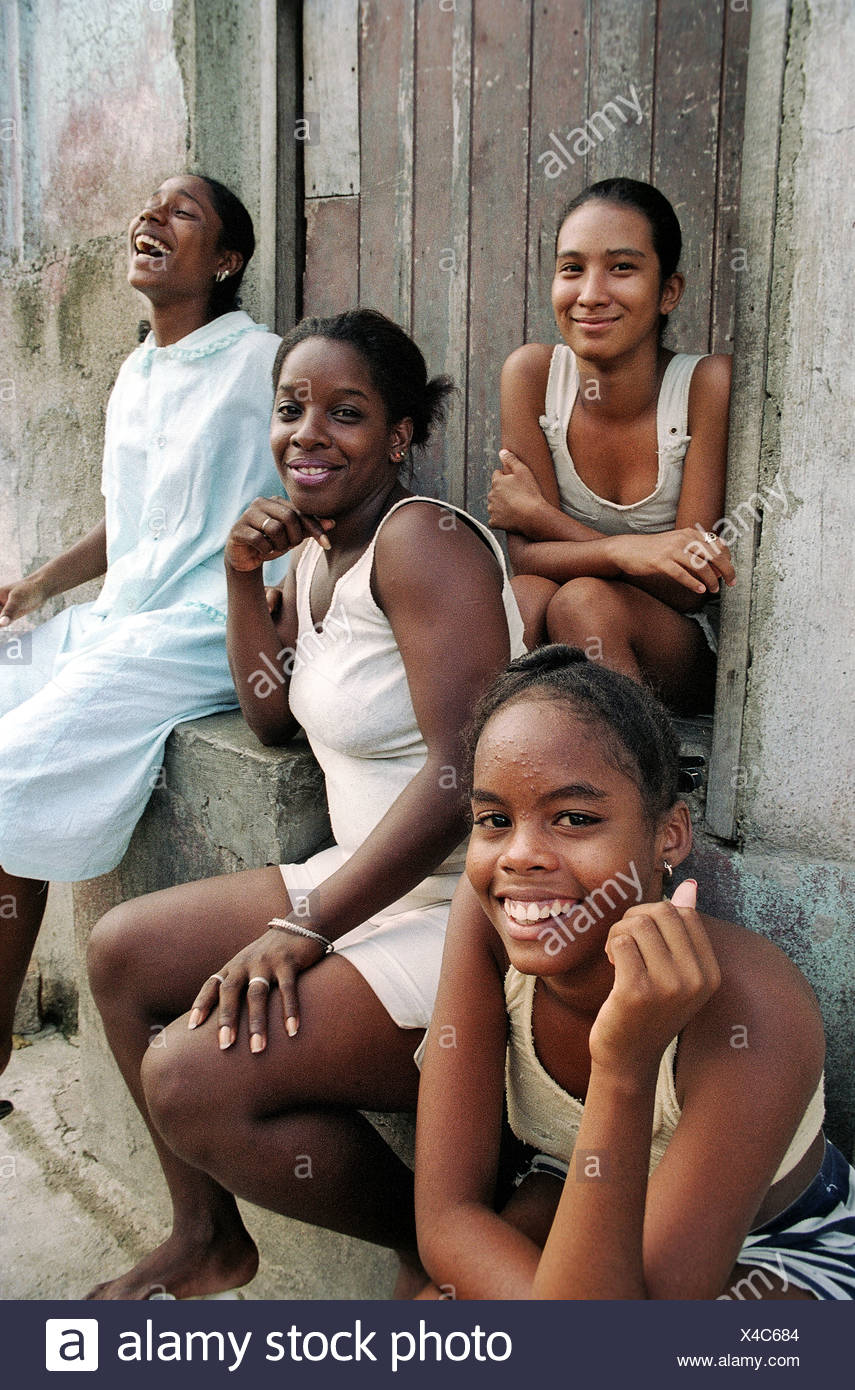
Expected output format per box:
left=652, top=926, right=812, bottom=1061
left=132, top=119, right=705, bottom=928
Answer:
left=509, top=644, right=589, bottom=676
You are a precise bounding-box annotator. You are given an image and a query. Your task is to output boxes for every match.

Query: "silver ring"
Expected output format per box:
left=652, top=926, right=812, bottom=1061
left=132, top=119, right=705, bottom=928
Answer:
left=704, top=531, right=717, bottom=546
left=248, top=976, right=271, bottom=989
left=261, top=517, right=274, bottom=535
left=210, top=972, right=226, bottom=984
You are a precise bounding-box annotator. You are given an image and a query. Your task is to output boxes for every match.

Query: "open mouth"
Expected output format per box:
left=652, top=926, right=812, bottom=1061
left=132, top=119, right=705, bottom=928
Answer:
left=133, top=232, right=171, bottom=260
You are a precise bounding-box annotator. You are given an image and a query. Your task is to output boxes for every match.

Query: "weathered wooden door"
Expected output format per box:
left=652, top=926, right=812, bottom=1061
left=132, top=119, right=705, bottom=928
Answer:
left=300, top=0, right=750, bottom=519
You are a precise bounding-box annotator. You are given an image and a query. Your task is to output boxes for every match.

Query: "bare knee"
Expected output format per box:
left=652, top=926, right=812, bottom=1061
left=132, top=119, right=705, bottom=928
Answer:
left=546, top=577, right=628, bottom=647
left=87, top=900, right=150, bottom=1005
left=511, top=574, right=559, bottom=649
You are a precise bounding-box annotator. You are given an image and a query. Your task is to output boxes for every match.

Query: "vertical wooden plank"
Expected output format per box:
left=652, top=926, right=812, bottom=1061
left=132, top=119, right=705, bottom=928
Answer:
left=411, top=0, right=473, bottom=503
left=303, top=0, right=360, bottom=198
left=652, top=0, right=726, bottom=353
left=275, top=0, right=303, bottom=332
left=256, top=0, right=279, bottom=330
left=466, top=0, right=531, bottom=520
left=706, top=0, right=790, bottom=841
left=302, top=196, right=360, bottom=318
left=586, top=0, right=657, bottom=185
left=526, top=0, right=588, bottom=345
left=710, top=0, right=751, bottom=355
left=358, top=0, right=415, bottom=327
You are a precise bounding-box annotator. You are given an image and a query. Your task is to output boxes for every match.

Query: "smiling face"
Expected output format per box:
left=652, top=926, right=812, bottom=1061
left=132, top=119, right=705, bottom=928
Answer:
left=270, top=337, right=411, bottom=518
left=466, top=696, right=687, bottom=980
left=551, top=200, right=683, bottom=361
left=127, top=175, right=239, bottom=307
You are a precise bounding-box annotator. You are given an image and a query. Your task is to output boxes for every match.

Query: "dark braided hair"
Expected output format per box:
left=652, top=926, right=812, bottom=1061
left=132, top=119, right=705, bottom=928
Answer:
left=466, top=645, right=681, bottom=823
left=556, top=178, right=682, bottom=338
left=272, top=308, right=454, bottom=449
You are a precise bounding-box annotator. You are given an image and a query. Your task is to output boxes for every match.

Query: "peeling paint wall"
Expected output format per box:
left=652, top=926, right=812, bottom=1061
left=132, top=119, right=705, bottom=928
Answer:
left=0, top=0, right=188, bottom=619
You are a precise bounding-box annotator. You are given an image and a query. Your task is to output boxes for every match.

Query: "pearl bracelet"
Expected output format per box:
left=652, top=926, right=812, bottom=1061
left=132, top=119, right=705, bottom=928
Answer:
left=267, top=918, right=335, bottom=954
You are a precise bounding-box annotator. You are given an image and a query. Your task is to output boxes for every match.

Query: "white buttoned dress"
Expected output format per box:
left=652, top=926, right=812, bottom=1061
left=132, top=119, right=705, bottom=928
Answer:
left=0, top=311, right=282, bottom=880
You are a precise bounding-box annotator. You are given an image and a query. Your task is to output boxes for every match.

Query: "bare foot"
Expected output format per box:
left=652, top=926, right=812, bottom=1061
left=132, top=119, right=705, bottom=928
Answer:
left=86, top=1224, right=259, bottom=1300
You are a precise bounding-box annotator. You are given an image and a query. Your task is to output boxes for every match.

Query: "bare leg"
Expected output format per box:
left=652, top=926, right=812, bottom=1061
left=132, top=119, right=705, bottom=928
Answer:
left=142, top=954, right=424, bottom=1279
left=0, top=868, right=48, bottom=1075
left=86, top=866, right=290, bottom=1299
left=546, top=577, right=717, bottom=714
left=510, top=575, right=559, bottom=650
left=87, top=867, right=423, bottom=1298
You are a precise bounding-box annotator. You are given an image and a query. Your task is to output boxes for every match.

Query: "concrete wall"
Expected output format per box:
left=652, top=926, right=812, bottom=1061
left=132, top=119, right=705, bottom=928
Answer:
left=726, top=0, right=854, bottom=1142
left=738, top=0, right=854, bottom=859
left=0, top=0, right=188, bottom=604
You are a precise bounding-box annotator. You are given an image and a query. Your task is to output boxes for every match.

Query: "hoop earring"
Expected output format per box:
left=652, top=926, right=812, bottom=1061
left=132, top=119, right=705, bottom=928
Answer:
left=215, top=269, right=230, bottom=283
left=662, top=860, right=673, bottom=882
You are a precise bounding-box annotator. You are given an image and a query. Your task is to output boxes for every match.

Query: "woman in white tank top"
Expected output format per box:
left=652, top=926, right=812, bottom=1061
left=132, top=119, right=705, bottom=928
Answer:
left=86, top=310, right=524, bottom=1300
left=488, top=179, right=733, bottom=714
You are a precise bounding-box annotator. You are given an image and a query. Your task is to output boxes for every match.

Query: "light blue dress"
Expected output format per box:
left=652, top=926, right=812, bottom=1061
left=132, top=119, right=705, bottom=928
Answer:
left=0, top=311, right=282, bottom=880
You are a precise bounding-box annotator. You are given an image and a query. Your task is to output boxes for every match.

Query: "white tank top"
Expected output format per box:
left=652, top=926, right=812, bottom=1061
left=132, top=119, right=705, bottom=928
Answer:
left=288, top=496, right=526, bottom=866
left=538, top=345, right=706, bottom=534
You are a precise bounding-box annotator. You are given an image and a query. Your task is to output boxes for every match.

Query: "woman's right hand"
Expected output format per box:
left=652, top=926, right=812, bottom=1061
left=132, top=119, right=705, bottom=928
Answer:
left=225, top=497, right=335, bottom=574
left=0, top=573, right=51, bottom=628
left=487, top=450, right=548, bottom=533
left=607, top=529, right=734, bottom=596
left=187, top=927, right=326, bottom=1051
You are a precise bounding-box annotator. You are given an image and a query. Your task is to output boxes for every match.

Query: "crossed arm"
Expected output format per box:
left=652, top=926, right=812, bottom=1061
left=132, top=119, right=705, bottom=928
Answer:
left=490, top=346, right=734, bottom=611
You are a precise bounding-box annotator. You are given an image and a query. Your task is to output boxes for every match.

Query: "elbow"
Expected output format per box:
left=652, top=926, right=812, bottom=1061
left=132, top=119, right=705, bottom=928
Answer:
left=242, top=708, right=297, bottom=747
left=507, top=538, right=535, bottom=577
left=252, top=721, right=295, bottom=748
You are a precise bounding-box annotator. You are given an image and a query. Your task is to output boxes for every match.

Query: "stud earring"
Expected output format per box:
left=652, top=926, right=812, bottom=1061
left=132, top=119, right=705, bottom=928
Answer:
left=392, top=449, right=405, bottom=462
left=215, top=269, right=229, bottom=283
left=662, top=860, right=673, bottom=881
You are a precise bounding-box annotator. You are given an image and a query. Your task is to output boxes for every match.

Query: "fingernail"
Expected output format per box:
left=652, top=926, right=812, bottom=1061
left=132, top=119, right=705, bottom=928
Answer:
left=685, top=878, right=698, bottom=887
left=319, top=535, right=331, bottom=550
left=286, top=1017, right=299, bottom=1038
left=0, top=616, right=8, bottom=627
left=188, top=1009, right=201, bottom=1030
left=219, top=1026, right=233, bottom=1049
left=250, top=1034, right=265, bottom=1053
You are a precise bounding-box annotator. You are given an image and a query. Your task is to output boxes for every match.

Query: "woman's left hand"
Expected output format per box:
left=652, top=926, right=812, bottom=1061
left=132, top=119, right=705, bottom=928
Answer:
left=487, top=450, right=547, bottom=532
left=589, top=880, right=721, bottom=1080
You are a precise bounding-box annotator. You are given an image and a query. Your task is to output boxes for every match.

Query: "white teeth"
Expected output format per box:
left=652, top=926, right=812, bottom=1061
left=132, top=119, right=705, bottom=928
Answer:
left=503, top=899, right=575, bottom=925
left=293, top=465, right=328, bottom=475
left=134, top=233, right=170, bottom=255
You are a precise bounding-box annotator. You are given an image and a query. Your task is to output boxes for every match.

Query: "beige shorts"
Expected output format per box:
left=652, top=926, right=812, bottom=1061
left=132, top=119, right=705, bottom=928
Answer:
left=279, top=843, right=459, bottom=1030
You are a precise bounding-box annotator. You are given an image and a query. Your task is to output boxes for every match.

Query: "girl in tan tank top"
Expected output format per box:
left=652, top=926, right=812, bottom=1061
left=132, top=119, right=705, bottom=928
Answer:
left=416, top=648, right=855, bottom=1300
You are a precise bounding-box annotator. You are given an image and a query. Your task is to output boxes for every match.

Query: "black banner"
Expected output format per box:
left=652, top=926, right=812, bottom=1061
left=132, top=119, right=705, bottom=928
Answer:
left=2, top=1297, right=848, bottom=1387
